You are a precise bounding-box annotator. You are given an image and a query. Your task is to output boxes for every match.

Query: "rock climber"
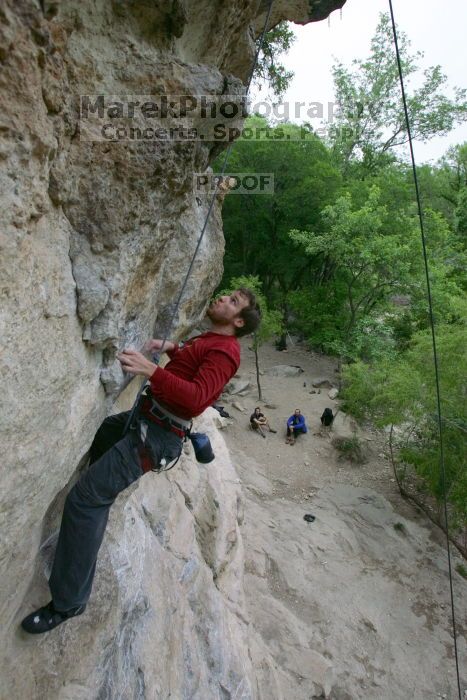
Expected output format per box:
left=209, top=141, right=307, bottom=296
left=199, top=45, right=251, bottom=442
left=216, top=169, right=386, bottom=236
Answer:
left=285, top=408, right=307, bottom=445
left=21, top=288, right=261, bottom=634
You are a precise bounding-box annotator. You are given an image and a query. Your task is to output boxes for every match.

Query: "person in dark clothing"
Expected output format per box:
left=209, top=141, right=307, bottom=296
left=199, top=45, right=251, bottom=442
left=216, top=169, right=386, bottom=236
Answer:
left=321, top=408, right=334, bottom=427
left=249, top=406, right=277, bottom=438
left=285, top=409, right=307, bottom=445
left=21, top=289, right=261, bottom=635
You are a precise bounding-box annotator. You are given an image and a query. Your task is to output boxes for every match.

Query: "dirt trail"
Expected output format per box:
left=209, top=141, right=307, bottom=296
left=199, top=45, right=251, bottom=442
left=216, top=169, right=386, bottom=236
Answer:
left=220, top=338, right=467, bottom=700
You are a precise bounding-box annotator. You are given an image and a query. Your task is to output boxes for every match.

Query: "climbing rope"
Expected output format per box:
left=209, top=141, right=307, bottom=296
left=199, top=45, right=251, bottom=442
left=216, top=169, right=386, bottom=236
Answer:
left=388, top=2, right=462, bottom=696
left=123, top=0, right=276, bottom=434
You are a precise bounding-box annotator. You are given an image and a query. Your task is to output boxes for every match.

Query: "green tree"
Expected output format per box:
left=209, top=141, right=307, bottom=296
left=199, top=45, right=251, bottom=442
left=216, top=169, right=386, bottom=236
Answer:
left=456, top=186, right=467, bottom=240
left=221, top=275, right=282, bottom=400
left=289, top=186, right=419, bottom=355
left=439, top=143, right=467, bottom=194
left=253, top=21, right=296, bottom=100
left=341, top=318, right=467, bottom=531
left=216, top=117, right=341, bottom=319
left=329, top=12, right=467, bottom=175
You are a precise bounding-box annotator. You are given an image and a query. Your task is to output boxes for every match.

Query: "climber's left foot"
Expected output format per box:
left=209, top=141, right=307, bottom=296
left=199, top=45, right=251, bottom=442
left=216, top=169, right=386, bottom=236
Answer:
left=21, top=601, right=86, bottom=635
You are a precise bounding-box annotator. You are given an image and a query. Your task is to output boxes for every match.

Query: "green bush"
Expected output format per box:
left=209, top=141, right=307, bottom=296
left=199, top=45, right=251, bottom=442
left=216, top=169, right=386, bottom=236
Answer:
left=332, top=434, right=366, bottom=464
left=341, top=321, right=467, bottom=530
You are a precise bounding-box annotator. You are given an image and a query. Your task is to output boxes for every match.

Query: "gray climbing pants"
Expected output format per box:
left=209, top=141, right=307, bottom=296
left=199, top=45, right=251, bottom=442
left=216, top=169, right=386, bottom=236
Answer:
left=48, top=411, right=182, bottom=611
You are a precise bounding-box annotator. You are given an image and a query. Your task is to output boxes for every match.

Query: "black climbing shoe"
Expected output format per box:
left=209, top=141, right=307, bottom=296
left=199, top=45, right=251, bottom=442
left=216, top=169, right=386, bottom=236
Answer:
left=21, top=601, right=85, bottom=634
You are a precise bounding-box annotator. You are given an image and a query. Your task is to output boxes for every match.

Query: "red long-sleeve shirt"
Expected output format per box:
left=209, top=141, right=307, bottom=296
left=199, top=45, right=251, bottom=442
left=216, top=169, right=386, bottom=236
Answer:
left=146, top=331, right=240, bottom=420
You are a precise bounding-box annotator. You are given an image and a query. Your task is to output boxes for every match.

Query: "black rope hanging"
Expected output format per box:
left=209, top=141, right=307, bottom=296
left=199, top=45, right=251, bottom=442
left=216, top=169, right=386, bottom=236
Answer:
left=387, top=2, right=462, bottom=697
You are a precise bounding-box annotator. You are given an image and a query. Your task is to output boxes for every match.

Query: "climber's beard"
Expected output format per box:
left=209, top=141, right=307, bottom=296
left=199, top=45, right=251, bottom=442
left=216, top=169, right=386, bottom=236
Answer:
left=206, top=301, right=230, bottom=326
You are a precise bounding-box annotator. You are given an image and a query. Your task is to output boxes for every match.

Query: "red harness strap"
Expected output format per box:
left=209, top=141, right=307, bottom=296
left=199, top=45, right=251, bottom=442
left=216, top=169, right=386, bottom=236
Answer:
left=143, top=412, right=186, bottom=439
left=137, top=444, right=155, bottom=474
left=140, top=397, right=188, bottom=439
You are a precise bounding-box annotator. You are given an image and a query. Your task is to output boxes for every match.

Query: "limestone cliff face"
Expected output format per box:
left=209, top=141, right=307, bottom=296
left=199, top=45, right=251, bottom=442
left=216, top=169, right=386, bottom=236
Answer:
left=3, top=410, right=283, bottom=698
left=0, top=1, right=344, bottom=697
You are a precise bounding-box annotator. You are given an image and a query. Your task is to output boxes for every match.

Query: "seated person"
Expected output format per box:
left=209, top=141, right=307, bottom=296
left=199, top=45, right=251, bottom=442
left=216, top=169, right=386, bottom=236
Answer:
left=250, top=407, right=277, bottom=438
left=286, top=408, right=307, bottom=444
left=320, top=407, right=334, bottom=427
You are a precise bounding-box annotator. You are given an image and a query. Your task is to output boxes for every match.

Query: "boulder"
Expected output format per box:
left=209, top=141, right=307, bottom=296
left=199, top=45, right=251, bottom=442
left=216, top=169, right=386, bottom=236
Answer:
left=332, top=411, right=360, bottom=440
left=328, top=388, right=339, bottom=399
left=312, top=378, right=334, bottom=388
left=264, top=365, right=304, bottom=377
left=225, top=378, right=251, bottom=395
left=211, top=413, right=231, bottom=430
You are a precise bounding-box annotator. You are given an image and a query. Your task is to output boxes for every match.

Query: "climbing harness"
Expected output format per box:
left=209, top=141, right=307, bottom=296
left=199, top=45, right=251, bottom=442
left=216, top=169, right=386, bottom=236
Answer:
left=141, top=395, right=191, bottom=438
left=388, top=2, right=462, bottom=696
left=122, top=0, right=276, bottom=437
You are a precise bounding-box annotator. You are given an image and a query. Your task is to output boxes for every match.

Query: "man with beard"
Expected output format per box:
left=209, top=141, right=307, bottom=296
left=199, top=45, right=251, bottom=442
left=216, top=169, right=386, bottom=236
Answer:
left=21, top=288, right=260, bottom=634
left=285, top=408, right=307, bottom=445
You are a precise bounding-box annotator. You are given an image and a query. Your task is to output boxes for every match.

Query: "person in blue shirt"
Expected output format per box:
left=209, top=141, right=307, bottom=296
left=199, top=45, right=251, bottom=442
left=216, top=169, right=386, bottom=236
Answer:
left=286, top=408, right=307, bottom=445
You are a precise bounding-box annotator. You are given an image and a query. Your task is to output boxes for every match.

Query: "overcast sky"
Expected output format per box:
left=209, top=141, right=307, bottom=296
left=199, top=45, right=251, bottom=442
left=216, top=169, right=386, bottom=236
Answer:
left=263, top=0, right=467, bottom=164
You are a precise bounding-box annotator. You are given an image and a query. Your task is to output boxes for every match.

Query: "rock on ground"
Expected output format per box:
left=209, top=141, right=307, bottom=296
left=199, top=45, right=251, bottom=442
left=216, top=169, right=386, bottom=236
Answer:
left=312, top=378, right=334, bottom=388
left=226, top=378, right=251, bottom=395
left=264, top=365, right=304, bottom=377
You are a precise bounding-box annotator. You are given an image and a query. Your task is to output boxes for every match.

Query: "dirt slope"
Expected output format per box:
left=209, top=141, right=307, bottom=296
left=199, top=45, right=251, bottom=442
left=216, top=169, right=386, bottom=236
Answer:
left=220, top=339, right=467, bottom=700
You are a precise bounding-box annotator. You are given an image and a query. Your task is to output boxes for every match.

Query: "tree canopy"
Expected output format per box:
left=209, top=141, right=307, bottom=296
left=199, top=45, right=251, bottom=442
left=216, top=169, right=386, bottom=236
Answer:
left=328, top=13, right=467, bottom=176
